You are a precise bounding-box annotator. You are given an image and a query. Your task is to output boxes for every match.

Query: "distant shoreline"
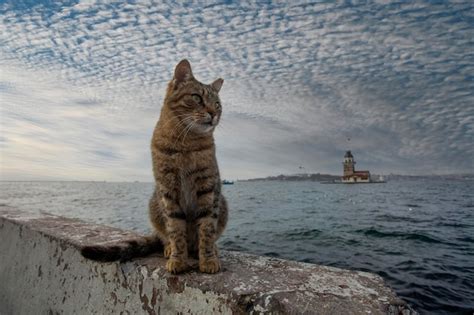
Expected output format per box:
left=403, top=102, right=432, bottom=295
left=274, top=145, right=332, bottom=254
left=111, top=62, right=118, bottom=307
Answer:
left=242, top=173, right=339, bottom=182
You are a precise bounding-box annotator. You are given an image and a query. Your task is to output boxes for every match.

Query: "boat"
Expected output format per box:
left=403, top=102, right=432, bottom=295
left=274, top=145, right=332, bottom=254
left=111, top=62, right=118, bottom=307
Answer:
left=222, top=180, right=234, bottom=185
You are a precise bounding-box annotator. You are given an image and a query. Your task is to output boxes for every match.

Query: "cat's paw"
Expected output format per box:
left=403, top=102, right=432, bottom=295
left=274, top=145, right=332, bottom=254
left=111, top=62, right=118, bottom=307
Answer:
left=164, top=244, right=172, bottom=258
left=199, top=257, right=221, bottom=274
left=166, top=258, right=189, bottom=274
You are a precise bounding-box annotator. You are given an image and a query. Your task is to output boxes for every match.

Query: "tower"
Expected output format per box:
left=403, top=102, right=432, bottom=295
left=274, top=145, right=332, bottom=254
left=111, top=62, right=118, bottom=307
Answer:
left=343, top=150, right=355, bottom=176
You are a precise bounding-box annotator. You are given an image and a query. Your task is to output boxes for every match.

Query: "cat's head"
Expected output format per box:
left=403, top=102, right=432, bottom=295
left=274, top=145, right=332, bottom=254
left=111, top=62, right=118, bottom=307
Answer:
left=164, top=59, right=223, bottom=134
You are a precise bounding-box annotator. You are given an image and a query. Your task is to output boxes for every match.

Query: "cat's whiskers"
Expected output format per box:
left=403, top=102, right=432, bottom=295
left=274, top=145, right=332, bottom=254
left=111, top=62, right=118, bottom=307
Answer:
left=167, top=115, right=193, bottom=136
left=173, top=116, right=193, bottom=133
left=160, top=113, right=192, bottom=130
left=173, top=116, right=195, bottom=147
left=181, top=121, right=196, bottom=145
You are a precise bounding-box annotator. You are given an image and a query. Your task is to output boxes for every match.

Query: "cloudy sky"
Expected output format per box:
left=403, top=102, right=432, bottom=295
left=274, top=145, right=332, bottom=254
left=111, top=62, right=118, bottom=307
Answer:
left=1, top=1, right=473, bottom=181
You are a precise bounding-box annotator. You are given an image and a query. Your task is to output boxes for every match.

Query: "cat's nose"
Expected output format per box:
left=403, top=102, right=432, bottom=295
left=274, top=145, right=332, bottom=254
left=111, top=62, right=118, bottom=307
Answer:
left=204, top=112, right=213, bottom=124
left=206, top=111, right=218, bottom=126
left=207, top=111, right=216, bottom=121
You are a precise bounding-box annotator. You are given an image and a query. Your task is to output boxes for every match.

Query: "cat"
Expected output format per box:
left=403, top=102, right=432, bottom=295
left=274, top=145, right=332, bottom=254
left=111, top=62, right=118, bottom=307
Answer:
left=81, top=59, right=228, bottom=274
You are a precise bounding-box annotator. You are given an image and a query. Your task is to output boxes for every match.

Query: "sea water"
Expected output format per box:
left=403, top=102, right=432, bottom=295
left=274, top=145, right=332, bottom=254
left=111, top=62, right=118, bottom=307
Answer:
left=1, top=179, right=473, bottom=314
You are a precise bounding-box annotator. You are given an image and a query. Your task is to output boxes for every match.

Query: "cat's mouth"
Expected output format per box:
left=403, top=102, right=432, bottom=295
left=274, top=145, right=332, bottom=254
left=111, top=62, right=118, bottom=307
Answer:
left=201, top=122, right=215, bottom=131
left=198, top=118, right=216, bottom=127
left=193, top=120, right=215, bottom=133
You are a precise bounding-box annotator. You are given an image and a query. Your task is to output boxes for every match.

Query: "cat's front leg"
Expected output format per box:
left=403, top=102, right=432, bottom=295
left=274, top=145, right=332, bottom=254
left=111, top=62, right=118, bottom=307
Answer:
left=196, top=189, right=221, bottom=273
left=162, top=192, right=189, bottom=274
left=166, top=217, right=189, bottom=273
left=198, top=217, right=220, bottom=273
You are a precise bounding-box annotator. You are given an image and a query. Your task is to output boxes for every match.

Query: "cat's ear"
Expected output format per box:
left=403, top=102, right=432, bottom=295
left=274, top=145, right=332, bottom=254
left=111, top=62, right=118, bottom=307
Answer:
left=174, top=59, right=193, bottom=85
left=211, top=78, right=224, bottom=93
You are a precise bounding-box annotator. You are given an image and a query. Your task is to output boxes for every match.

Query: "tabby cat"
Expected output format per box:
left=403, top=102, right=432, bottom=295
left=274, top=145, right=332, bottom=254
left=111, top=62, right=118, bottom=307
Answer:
left=81, top=59, right=228, bottom=274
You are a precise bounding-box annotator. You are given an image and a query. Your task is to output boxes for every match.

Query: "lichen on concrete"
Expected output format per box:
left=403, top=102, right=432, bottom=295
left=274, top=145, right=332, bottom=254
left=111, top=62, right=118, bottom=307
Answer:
left=0, top=206, right=417, bottom=314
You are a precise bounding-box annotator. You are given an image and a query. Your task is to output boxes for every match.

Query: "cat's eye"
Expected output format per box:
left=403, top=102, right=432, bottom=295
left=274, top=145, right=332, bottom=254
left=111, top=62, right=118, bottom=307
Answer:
left=191, top=94, right=202, bottom=104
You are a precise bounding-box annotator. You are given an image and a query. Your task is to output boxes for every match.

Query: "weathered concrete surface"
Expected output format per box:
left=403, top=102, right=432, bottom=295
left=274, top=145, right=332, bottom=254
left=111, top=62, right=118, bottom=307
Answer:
left=0, top=206, right=416, bottom=314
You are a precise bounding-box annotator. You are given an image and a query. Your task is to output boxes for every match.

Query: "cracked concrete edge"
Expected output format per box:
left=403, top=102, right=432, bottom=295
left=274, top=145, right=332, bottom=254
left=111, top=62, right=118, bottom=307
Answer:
left=0, top=206, right=418, bottom=314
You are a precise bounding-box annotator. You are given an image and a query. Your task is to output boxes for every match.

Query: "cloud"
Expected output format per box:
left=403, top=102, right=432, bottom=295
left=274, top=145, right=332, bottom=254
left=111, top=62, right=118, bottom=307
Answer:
left=1, top=1, right=473, bottom=180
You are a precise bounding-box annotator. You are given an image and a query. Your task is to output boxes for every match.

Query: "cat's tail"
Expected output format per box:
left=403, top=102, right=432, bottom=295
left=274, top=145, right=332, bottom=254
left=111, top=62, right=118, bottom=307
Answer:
left=80, top=234, right=163, bottom=262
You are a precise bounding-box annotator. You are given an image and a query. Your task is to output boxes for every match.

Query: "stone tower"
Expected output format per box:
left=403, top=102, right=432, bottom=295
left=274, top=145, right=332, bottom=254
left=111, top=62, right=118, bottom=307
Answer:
left=343, top=150, right=355, bottom=176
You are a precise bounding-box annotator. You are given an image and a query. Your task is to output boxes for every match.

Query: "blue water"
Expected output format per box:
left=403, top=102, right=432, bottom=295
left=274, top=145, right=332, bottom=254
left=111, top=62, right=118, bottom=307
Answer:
left=1, top=179, right=473, bottom=314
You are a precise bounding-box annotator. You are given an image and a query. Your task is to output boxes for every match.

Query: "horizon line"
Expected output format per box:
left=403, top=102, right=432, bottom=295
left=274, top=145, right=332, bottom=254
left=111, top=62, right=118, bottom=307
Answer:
left=1, top=172, right=474, bottom=183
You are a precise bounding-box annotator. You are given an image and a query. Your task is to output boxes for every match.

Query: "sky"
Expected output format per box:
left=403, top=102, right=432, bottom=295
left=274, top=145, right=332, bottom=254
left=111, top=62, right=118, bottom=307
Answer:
left=0, top=1, right=473, bottom=181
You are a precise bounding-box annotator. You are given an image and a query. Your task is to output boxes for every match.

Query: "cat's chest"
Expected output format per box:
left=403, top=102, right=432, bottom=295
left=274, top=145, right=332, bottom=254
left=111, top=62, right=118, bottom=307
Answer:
left=178, top=171, right=196, bottom=214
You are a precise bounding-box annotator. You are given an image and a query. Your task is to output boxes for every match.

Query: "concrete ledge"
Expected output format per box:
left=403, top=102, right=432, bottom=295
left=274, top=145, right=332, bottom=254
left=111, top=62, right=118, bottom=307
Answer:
left=0, top=206, right=416, bottom=314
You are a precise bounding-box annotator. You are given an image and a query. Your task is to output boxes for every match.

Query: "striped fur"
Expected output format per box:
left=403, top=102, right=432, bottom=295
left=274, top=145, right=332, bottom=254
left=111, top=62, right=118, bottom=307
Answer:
left=149, top=59, right=228, bottom=274
left=80, top=60, right=227, bottom=270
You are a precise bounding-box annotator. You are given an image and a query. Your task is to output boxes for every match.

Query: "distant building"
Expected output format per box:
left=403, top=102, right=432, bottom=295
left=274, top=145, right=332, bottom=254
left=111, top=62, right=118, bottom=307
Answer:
left=342, top=151, right=371, bottom=183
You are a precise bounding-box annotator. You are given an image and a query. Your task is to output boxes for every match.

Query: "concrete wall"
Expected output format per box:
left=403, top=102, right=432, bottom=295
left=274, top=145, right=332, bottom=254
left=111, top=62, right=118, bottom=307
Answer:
left=0, top=206, right=416, bottom=314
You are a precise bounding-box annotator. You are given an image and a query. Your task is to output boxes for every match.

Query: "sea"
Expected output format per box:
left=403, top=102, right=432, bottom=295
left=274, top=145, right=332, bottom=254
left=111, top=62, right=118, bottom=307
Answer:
left=1, top=179, right=473, bottom=315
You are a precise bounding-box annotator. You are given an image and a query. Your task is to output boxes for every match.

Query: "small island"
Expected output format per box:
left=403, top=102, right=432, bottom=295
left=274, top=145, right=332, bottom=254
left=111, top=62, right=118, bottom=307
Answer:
left=342, top=150, right=378, bottom=183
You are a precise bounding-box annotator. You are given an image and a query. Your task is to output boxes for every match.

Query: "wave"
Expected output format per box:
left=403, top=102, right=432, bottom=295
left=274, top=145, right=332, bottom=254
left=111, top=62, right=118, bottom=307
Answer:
left=356, top=227, right=442, bottom=243
left=375, top=214, right=430, bottom=224
left=404, top=203, right=421, bottom=208
left=282, top=228, right=322, bottom=240
left=455, top=236, right=474, bottom=243
left=263, top=251, right=281, bottom=258
left=435, top=221, right=473, bottom=228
